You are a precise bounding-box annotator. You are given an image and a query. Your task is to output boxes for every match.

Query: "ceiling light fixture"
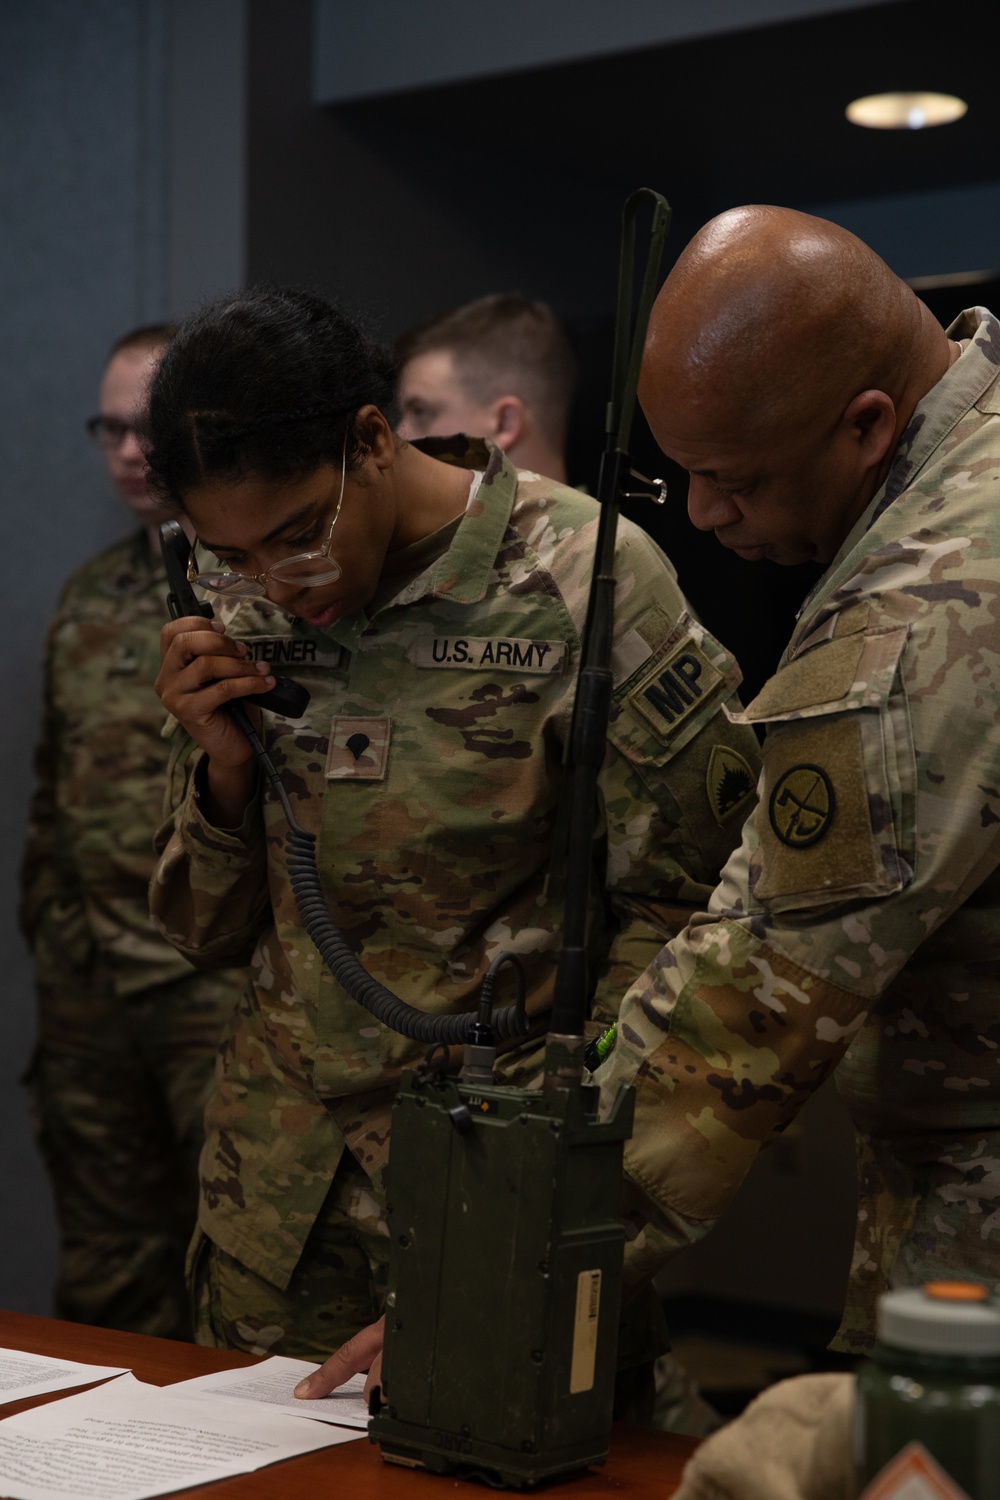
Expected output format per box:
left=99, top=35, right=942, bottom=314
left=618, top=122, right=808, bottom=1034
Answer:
left=846, top=91, right=967, bottom=130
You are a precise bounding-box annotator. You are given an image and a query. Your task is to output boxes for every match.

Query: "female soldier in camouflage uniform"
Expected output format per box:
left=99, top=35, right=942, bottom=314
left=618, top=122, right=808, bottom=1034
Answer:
left=144, top=287, right=760, bottom=1372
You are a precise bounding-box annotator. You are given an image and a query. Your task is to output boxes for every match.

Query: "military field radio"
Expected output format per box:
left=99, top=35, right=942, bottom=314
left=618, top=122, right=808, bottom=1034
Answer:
left=370, top=188, right=671, bottom=1488
left=161, top=187, right=671, bottom=1488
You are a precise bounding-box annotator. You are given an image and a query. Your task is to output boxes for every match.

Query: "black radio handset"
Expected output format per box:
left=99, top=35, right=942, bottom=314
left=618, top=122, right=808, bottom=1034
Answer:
left=159, top=520, right=310, bottom=720
left=159, top=521, right=525, bottom=1045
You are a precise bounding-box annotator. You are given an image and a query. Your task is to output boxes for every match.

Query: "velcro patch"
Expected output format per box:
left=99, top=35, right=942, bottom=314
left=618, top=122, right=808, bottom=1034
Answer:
left=734, top=633, right=864, bottom=721
left=611, top=628, right=653, bottom=685
left=326, top=716, right=391, bottom=780
left=756, top=718, right=879, bottom=900
left=409, top=636, right=566, bottom=674
left=628, top=636, right=723, bottom=740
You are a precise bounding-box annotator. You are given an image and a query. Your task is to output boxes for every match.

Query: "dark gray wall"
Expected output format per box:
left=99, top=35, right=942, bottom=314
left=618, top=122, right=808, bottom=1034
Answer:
left=0, top=0, right=170, bottom=1314
left=166, top=0, right=246, bottom=311
left=0, top=0, right=248, bottom=1318
left=246, top=1, right=631, bottom=336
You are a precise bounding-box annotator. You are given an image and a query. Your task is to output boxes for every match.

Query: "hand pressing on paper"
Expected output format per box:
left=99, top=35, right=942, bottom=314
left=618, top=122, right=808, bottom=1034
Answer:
left=294, top=1316, right=385, bottom=1402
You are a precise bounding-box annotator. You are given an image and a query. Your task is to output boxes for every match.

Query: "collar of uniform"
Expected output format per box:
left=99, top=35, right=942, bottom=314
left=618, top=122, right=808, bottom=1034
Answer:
left=867, top=306, right=1000, bottom=531
left=797, top=306, right=1000, bottom=624
left=210, top=439, right=515, bottom=653
left=385, top=434, right=515, bottom=608
left=220, top=590, right=367, bottom=656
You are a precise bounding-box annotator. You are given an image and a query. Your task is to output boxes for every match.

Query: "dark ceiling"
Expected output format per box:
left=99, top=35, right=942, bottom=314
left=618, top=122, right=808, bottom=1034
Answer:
left=334, top=0, right=1000, bottom=221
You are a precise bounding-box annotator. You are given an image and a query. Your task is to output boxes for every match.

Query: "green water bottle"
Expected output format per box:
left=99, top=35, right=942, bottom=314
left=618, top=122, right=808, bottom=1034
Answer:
left=855, top=1281, right=1000, bottom=1498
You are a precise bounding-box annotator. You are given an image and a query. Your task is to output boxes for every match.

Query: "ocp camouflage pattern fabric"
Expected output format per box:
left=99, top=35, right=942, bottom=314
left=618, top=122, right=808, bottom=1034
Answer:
left=151, top=438, right=761, bottom=1299
left=600, top=308, right=1000, bottom=1352
left=187, top=1152, right=390, bottom=1358
left=21, top=531, right=245, bottom=1334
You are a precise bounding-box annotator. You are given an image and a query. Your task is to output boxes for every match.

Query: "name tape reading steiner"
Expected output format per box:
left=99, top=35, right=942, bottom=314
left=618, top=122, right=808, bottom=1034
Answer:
left=410, top=636, right=567, bottom=674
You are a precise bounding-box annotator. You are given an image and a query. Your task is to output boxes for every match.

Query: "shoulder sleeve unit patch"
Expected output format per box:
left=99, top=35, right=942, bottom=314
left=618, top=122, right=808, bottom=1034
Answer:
left=706, top=743, right=757, bottom=826
left=769, top=763, right=835, bottom=848
left=755, top=718, right=884, bottom=905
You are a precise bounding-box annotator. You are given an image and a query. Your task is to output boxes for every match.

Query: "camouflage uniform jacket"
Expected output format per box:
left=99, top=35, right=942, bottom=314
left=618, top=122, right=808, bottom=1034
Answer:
left=601, top=309, right=1000, bottom=1350
left=151, top=438, right=761, bottom=1290
left=21, top=530, right=218, bottom=995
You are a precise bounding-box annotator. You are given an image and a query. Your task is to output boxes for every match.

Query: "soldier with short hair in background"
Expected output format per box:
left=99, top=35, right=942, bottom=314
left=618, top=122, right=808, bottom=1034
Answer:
left=20, top=325, right=247, bottom=1337
left=395, top=293, right=577, bottom=484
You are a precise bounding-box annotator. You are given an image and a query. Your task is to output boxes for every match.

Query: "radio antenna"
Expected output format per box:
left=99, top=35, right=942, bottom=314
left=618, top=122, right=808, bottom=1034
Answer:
left=544, top=188, right=671, bottom=1090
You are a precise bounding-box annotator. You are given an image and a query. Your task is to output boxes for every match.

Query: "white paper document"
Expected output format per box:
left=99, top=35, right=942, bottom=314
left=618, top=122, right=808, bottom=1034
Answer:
left=162, top=1353, right=371, bottom=1428
left=0, top=1372, right=361, bottom=1500
left=0, top=1348, right=128, bottom=1405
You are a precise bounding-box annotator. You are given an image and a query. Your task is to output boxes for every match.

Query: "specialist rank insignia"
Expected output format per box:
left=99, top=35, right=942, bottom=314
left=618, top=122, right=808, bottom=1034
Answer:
left=769, top=763, right=835, bottom=848
left=326, top=715, right=392, bottom=780
left=706, top=744, right=756, bottom=825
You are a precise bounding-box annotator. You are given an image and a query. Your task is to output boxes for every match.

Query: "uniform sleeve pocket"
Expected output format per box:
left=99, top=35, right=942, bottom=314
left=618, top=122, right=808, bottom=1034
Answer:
left=608, top=621, right=742, bottom=771
left=605, top=623, right=758, bottom=873
left=734, top=626, right=914, bottom=913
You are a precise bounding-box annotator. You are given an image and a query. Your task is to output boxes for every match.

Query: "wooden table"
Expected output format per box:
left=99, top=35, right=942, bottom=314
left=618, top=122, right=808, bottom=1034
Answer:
left=0, top=1311, right=697, bottom=1497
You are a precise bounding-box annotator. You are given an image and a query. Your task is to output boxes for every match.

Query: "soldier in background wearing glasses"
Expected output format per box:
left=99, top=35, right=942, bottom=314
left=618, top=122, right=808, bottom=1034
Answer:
left=19, top=325, right=247, bottom=1337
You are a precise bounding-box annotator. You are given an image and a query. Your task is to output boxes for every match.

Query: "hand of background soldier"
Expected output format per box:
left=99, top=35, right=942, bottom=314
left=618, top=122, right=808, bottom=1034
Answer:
left=156, top=614, right=268, bottom=825
left=293, top=1316, right=385, bottom=1403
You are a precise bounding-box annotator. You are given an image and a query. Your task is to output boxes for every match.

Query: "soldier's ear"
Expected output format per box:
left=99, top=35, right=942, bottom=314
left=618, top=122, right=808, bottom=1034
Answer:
left=354, top=405, right=396, bottom=470
left=841, top=389, right=896, bottom=469
left=489, top=396, right=525, bottom=452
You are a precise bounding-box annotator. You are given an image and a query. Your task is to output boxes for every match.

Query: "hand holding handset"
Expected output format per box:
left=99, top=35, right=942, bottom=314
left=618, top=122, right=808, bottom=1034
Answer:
left=159, top=520, right=309, bottom=719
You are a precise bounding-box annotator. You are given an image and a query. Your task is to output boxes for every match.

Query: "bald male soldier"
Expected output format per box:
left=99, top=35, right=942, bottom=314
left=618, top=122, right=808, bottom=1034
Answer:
left=303, top=205, right=1000, bottom=1399
left=598, top=205, right=1000, bottom=1354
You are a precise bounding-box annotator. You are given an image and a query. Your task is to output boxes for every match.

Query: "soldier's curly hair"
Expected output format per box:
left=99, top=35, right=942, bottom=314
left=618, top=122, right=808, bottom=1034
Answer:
left=141, top=285, right=395, bottom=507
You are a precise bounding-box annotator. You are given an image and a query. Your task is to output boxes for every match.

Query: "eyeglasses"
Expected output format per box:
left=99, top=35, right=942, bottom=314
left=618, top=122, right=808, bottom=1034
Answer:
left=87, top=415, right=139, bottom=448
left=188, top=445, right=348, bottom=599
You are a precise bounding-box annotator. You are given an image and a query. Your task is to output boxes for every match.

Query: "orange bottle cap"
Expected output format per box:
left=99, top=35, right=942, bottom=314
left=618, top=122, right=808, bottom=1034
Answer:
left=924, top=1281, right=989, bottom=1302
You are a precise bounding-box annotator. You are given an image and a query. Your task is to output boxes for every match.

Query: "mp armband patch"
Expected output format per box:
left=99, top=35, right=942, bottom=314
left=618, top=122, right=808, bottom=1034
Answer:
left=707, top=744, right=757, bottom=825
left=627, top=636, right=724, bottom=740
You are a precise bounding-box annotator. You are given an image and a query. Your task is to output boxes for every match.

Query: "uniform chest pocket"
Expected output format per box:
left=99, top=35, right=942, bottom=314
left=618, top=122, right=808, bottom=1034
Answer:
left=320, top=684, right=560, bottom=913
left=730, top=626, right=915, bottom=913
